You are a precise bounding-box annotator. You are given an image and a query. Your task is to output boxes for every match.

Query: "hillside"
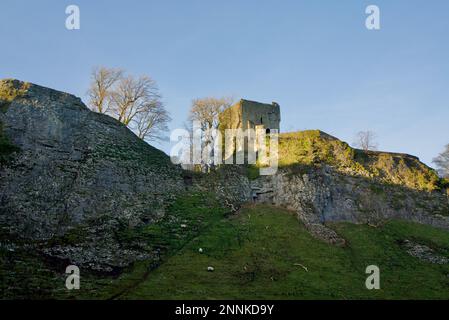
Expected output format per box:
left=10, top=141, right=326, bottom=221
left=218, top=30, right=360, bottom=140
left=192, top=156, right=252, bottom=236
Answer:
left=247, top=130, right=449, bottom=242
left=1, top=80, right=448, bottom=299
left=121, top=205, right=449, bottom=300
left=4, top=202, right=448, bottom=299
left=0, top=79, right=185, bottom=272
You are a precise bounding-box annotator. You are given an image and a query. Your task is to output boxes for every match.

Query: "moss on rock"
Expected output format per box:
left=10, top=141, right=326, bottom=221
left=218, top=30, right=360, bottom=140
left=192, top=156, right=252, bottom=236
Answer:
left=278, top=130, right=440, bottom=191
left=0, top=121, right=19, bottom=164
left=0, top=79, right=30, bottom=112
left=0, top=79, right=28, bottom=163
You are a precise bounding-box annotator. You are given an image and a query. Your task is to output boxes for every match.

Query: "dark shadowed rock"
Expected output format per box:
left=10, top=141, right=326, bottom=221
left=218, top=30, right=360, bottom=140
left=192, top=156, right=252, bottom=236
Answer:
left=0, top=79, right=184, bottom=271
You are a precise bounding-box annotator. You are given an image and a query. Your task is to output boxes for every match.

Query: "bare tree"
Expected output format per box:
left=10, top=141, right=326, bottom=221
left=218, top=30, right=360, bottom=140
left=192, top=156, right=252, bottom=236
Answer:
left=133, top=100, right=171, bottom=142
left=189, top=97, right=233, bottom=131
left=354, top=130, right=378, bottom=151
left=87, top=66, right=123, bottom=114
left=87, top=67, right=170, bottom=142
left=188, top=97, right=233, bottom=171
left=110, top=75, right=160, bottom=125
left=433, top=144, right=449, bottom=178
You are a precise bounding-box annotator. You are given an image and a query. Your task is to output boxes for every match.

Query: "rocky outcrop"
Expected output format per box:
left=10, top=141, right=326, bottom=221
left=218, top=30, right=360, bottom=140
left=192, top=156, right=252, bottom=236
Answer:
left=278, top=130, right=441, bottom=192
left=0, top=79, right=184, bottom=271
left=401, top=240, right=449, bottom=264
left=190, top=165, right=252, bottom=212
left=252, top=165, right=449, bottom=243
left=1, top=78, right=447, bottom=270
left=252, top=131, right=449, bottom=240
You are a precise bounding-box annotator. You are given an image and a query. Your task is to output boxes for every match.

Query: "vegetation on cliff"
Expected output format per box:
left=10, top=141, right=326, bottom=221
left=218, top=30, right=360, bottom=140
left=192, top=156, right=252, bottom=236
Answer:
left=278, top=130, right=441, bottom=191
left=0, top=121, right=20, bottom=164
left=0, top=192, right=228, bottom=299
left=0, top=79, right=30, bottom=111
left=0, top=80, right=29, bottom=163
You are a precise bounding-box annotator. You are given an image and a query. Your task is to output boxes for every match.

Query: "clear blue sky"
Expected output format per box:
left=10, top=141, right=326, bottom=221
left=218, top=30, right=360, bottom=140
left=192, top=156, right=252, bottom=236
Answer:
left=1, top=0, right=448, bottom=166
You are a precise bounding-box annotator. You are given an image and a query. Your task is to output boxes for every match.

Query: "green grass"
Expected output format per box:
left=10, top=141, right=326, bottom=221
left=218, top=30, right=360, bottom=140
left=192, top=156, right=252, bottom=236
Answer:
left=246, top=164, right=260, bottom=180
left=114, top=192, right=227, bottom=255
left=49, top=192, right=229, bottom=299
left=2, top=202, right=449, bottom=299
left=0, top=192, right=228, bottom=299
left=119, top=205, right=449, bottom=300
left=0, top=247, right=65, bottom=299
left=0, top=226, right=65, bottom=299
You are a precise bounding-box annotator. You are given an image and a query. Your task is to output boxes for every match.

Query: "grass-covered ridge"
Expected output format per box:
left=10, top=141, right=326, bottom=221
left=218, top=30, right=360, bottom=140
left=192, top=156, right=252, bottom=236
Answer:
left=277, top=130, right=441, bottom=191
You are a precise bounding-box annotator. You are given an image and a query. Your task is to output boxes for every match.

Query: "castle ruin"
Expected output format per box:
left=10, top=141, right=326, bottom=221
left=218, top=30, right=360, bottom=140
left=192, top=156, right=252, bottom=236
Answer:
left=219, top=99, right=280, bottom=163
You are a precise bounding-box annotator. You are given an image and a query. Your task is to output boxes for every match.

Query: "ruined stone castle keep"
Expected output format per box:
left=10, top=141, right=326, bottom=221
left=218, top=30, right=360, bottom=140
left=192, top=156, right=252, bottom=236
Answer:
left=219, top=99, right=280, bottom=162
left=219, top=99, right=280, bottom=133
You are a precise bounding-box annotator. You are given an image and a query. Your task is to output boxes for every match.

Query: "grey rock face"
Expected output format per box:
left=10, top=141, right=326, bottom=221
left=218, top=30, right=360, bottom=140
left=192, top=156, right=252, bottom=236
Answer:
left=0, top=79, right=184, bottom=270
left=402, top=240, right=449, bottom=264
left=191, top=165, right=252, bottom=212
left=252, top=165, right=449, bottom=242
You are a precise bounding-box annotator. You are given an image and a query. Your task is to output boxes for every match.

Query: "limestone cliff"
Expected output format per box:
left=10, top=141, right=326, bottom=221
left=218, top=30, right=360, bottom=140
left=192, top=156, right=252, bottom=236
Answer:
left=1, top=79, right=447, bottom=274
left=251, top=131, right=449, bottom=243
left=0, top=79, right=185, bottom=271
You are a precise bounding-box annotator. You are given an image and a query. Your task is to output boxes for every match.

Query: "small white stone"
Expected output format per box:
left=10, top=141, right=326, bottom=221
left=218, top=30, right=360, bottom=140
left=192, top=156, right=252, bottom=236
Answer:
left=207, top=266, right=214, bottom=272
left=180, top=224, right=187, bottom=228
left=198, top=248, right=203, bottom=253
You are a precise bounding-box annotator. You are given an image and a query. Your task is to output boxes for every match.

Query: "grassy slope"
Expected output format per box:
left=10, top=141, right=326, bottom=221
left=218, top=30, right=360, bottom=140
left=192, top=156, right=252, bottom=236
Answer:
left=1, top=193, right=228, bottom=299
left=2, top=191, right=448, bottom=300
left=120, top=205, right=449, bottom=300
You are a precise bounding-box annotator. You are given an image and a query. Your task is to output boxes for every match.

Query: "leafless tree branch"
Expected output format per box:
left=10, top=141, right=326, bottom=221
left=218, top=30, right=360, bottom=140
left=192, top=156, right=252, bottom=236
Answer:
left=87, top=67, right=170, bottom=142
left=433, top=144, right=449, bottom=178
left=354, top=130, right=378, bottom=151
